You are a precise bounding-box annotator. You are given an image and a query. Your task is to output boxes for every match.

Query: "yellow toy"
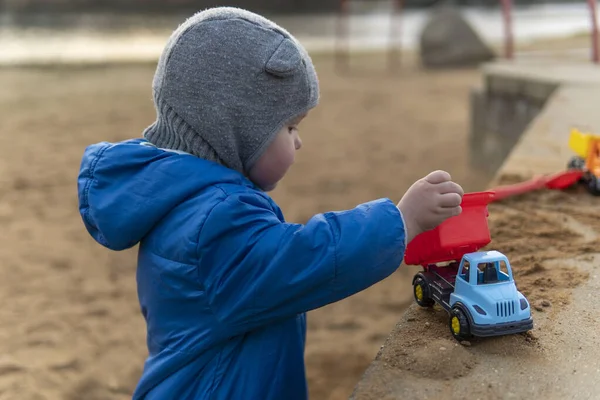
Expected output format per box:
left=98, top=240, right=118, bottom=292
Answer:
left=567, top=128, right=600, bottom=195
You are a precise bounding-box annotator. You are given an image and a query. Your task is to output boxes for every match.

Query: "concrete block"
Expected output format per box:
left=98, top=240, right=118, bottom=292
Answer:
left=485, top=75, right=522, bottom=97
left=522, top=80, right=558, bottom=104
left=468, top=86, right=486, bottom=150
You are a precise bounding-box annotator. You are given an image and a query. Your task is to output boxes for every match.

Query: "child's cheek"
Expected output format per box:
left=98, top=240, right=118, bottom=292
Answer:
left=249, top=133, right=296, bottom=189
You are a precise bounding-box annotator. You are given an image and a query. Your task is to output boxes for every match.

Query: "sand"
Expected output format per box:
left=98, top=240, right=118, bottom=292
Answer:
left=487, top=181, right=596, bottom=311
left=0, top=53, right=492, bottom=400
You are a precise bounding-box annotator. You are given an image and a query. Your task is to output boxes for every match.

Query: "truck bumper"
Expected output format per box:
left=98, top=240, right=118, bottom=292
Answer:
left=471, top=317, right=534, bottom=337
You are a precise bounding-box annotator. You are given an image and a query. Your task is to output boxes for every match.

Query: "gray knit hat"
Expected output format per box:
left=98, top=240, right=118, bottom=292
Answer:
left=143, top=7, right=320, bottom=176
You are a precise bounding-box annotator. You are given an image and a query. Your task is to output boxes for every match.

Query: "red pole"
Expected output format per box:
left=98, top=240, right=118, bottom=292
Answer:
left=500, top=0, right=514, bottom=59
left=588, top=0, right=599, bottom=63
left=335, top=0, right=350, bottom=72
left=389, top=0, right=404, bottom=70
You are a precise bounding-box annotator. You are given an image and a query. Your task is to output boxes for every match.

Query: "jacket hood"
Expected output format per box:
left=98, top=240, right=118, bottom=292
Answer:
left=77, top=139, right=253, bottom=251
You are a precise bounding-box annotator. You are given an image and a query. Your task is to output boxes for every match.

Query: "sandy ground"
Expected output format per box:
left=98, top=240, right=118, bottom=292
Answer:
left=0, top=53, right=492, bottom=400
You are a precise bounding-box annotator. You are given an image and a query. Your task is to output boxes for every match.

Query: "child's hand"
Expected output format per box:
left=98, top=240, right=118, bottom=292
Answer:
left=397, top=170, right=464, bottom=243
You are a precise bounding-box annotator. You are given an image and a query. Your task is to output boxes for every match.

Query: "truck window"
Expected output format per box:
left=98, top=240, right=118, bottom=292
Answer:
left=498, top=260, right=509, bottom=280
left=478, top=262, right=499, bottom=284
left=460, top=261, right=470, bottom=282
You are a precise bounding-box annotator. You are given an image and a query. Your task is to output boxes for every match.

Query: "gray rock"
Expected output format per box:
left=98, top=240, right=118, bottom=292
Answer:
left=419, top=4, right=495, bottom=69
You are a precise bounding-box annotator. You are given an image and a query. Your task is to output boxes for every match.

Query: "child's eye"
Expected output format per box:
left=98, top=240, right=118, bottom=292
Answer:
left=288, top=127, right=297, bottom=134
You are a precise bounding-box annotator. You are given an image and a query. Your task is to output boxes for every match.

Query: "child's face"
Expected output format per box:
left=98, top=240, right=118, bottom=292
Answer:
left=249, top=113, right=306, bottom=192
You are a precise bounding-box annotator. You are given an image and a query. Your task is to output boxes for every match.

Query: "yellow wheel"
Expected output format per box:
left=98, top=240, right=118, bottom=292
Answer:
left=415, top=284, right=424, bottom=302
left=449, top=307, right=471, bottom=341
left=451, top=316, right=461, bottom=334
left=413, top=276, right=434, bottom=307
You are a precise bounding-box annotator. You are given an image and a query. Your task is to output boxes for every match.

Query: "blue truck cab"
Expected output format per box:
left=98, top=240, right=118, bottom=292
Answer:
left=413, top=250, right=533, bottom=341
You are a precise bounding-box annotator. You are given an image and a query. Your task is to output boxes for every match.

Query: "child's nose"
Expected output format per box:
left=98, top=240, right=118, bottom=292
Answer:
left=295, top=135, right=302, bottom=150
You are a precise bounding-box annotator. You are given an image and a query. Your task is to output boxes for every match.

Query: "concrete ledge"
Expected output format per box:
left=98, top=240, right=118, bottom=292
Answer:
left=482, top=60, right=600, bottom=88
left=351, top=60, right=600, bottom=399
left=469, top=60, right=600, bottom=177
left=498, top=84, right=600, bottom=179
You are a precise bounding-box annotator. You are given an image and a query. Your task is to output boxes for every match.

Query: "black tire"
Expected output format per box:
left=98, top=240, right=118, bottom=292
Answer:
left=567, top=156, right=586, bottom=171
left=449, top=307, right=472, bottom=341
left=413, top=276, right=434, bottom=308
left=585, top=175, right=600, bottom=196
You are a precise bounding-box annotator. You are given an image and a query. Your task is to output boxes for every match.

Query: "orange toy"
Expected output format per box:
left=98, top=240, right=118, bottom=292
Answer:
left=567, top=128, right=600, bottom=195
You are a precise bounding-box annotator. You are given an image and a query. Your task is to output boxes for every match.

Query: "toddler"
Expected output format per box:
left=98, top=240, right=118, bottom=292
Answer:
left=77, top=7, right=463, bottom=400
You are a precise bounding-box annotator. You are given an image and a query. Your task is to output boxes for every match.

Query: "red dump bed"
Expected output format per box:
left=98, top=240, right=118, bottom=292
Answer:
left=403, top=191, right=494, bottom=267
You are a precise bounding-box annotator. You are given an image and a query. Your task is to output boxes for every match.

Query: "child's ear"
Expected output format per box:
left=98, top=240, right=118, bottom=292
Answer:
left=265, top=38, right=303, bottom=78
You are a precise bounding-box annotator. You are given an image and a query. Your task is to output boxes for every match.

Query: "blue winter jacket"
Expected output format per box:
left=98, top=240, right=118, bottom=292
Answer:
left=77, top=139, right=407, bottom=400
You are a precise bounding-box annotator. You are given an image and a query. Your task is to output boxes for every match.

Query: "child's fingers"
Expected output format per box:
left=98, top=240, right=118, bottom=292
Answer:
left=439, top=192, right=462, bottom=208
left=425, top=170, right=452, bottom=184
left=436, top=181, right=464, bottom=196
left=439, top=205, right=462, bottom=218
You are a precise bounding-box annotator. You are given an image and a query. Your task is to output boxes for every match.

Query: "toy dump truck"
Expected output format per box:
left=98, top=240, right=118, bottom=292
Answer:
left=404, top=191, right=533, bottom=341
left=567, top=128, right=600, bottom=195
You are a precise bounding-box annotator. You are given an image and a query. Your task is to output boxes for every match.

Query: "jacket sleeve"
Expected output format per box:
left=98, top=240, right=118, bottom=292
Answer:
left=197, top=191, right=407, bottom=336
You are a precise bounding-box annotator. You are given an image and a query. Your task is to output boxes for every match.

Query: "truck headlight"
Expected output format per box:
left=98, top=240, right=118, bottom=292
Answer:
left=473, top=305, right=487, bottom=315
left=520, top=298, right=529, bottom=310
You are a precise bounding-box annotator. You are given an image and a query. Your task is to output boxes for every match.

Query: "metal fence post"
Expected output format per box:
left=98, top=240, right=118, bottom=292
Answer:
left=588, top=0, right=599, bottom=63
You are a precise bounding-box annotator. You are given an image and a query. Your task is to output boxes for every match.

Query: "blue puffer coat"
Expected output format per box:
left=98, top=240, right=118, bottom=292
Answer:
left=77, top=139, right=407, bottom=400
